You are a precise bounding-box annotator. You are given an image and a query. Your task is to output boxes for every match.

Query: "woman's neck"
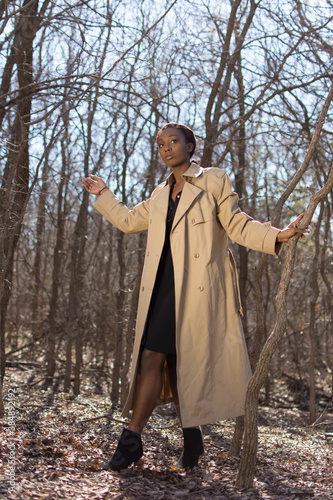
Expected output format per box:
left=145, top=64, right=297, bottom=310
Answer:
left=171, top=162, right=190, bottom=184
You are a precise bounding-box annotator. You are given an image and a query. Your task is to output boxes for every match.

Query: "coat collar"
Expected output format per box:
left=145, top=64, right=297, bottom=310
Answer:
left=152, top=161, right=203, bottom=230
left=165, top=161, right=204, bottom=185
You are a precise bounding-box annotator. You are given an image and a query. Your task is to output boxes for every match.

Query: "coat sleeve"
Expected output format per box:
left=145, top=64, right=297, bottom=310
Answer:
left=215, top=173, right=283, bottom=256
left=93, top=188, right=150, bottom=234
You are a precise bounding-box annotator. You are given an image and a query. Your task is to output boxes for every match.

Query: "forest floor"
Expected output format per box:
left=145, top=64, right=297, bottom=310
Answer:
left=1, top=362, right=333, bottom=500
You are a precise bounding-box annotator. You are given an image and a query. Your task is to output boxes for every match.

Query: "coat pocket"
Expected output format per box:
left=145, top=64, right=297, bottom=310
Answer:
left=188, top=202, right=216, bottom=226
left=228, top=249, right=244, bottom=317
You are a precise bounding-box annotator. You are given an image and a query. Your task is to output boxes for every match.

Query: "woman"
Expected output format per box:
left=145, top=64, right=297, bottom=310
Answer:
left=83, top=123, right=309, bottom=471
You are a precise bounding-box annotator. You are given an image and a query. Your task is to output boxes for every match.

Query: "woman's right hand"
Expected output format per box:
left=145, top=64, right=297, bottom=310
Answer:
left=82, top=175, right=106, bottom=195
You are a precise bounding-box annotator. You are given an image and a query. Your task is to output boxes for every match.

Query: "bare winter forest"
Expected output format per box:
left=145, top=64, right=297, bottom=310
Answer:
left=1, top=0, right=333, bottom=498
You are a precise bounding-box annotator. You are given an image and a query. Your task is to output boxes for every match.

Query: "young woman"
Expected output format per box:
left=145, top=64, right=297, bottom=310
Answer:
left=83, top=123, right=309, bottom=471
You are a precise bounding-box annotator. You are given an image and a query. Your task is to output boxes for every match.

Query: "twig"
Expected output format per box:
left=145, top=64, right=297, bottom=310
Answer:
left=6, top=336, right=45, bottom=356
left=5, top=361, right=42, bottom=368
left=302, top=399, right=333, bottom=429
left=77, top=414, right=126, bottom=424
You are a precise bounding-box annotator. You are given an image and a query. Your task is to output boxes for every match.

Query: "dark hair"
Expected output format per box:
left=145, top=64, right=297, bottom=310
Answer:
left=156, top=122, right=196, bottom=158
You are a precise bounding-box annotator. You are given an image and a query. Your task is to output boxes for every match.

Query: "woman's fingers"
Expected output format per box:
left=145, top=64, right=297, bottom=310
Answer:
left=82, top=175, right=106, bottom=194
left=277, top=224, right=310, bottom=242
left=288, top=213, right=314, bottom=234
left=289, top=213, right=304, bottom=228
left=83, top=176, right=99, bottom=193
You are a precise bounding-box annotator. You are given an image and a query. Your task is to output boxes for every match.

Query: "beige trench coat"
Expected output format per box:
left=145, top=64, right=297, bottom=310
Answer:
left=94, top=162, right=282, bottom=427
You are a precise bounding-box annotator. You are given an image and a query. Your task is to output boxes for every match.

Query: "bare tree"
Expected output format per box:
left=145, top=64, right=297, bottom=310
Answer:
left=236, top=83, right=333, bottom=488
left=0, top=1, right=52, bottom=413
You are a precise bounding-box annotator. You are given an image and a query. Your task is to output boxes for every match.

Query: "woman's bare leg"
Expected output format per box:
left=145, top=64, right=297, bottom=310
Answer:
left=128, top=348, right=167, bottom=434
left=167, top=353, right=182, bottom=427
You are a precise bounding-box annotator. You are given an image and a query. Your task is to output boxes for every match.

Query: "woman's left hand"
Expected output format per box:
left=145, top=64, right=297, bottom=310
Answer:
left=276, top=213, right=311, bottom=242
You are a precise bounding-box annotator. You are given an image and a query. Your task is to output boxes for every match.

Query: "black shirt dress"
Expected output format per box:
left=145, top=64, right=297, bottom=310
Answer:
left=141, top=185, right=181, bottom=355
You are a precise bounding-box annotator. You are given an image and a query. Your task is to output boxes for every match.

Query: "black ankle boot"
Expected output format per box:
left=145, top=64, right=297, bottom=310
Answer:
left=176, top=427, right=204, bottom=469
left=102, top=428, right=143, bottom=471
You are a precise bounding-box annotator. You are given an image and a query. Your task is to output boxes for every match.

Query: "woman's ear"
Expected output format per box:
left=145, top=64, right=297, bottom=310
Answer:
left=187, top=142, right=194, bottom=153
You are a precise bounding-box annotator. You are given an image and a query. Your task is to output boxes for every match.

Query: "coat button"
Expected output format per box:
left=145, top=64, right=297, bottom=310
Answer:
left=150, top=219, right=152, bottom=224
left=191, top=218, right=195, bottom=224
left=194, top=253, right=200, bottom=258
left=141, top=286, right=144, bottom=291
left=198, top=286, right=204, bottom=292
left=147, top=252, right=149, bottom=257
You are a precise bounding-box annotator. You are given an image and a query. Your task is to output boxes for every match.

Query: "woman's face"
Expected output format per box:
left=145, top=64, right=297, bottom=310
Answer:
left=156, top=128, right=193, bottom=169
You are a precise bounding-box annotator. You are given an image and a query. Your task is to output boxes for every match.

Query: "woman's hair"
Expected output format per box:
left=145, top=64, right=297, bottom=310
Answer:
left=156, top=122, right=196, bottom=158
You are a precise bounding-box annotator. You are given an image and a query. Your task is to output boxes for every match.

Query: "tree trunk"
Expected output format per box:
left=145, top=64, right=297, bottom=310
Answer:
left=111, top=231, right=126, bottom=405
left=120, top=232, right=145, bottom=406
left=64, top=187, right=89, bottom=393
left=229, top=38, right=249, bottom=457
left=320, top=203, right=333, bottom=400
left=45, top=111, right=70, bottom=388
left=229, top=415, right=244, bottom=457
left=0, top=379, right=4, bottom=417
left=308, top=202, right=323, bottom=423
left=31, top=154, right=50, bottom=336
left=95, top=220, right=113, bottom=369
left=71, top=27, right=113, bottom=395
left=0, top=0, right=40, bottom=382
left=71, top=191, right=89, bottom=395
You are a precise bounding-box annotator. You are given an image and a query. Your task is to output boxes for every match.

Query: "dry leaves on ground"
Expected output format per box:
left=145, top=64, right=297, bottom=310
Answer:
left=1, top=366, right=332, bottom=499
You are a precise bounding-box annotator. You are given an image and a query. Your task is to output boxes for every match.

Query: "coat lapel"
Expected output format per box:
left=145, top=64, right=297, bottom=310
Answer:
left=152, top=162, right=203, bottom=231
left=172, top=181, right=202, bottom=231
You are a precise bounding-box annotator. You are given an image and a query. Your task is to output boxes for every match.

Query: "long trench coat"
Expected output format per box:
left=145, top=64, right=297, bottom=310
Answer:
left=94, top=162, right=282, bottom=427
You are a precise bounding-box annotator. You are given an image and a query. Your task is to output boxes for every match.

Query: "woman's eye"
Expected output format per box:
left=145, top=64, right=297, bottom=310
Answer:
left=158, top=143, right=163, bottom=148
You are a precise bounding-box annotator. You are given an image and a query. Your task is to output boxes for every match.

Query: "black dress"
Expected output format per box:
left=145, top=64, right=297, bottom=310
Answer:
left=141, top=184, right=181, bottom=355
